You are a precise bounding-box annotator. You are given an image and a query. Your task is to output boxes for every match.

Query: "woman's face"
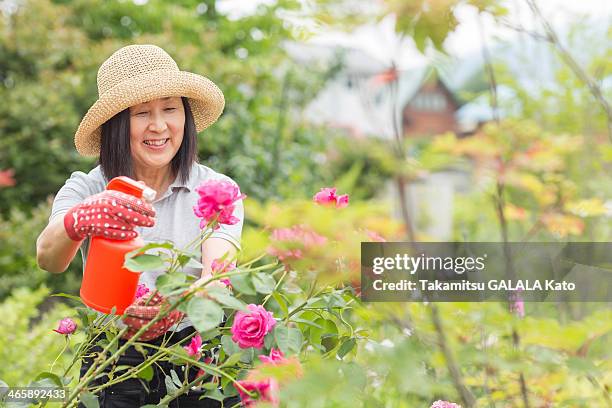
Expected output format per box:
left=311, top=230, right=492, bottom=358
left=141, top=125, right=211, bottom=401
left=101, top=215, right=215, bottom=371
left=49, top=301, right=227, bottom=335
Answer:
left=129, top=97, right=185, bottom=171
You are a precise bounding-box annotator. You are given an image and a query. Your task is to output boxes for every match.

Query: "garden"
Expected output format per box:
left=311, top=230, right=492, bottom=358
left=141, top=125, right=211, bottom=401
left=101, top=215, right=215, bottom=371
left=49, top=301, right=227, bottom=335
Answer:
left=0, top=0, right=610, bottom=407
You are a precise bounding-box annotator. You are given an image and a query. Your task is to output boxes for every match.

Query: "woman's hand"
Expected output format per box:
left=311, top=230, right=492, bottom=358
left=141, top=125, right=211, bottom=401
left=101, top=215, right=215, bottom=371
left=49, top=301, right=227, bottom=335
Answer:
left=63, top=190, right=156, bottom=241
left=121, top=291, right=184, bottom=341
left=190, top=276, right=228, bottom=296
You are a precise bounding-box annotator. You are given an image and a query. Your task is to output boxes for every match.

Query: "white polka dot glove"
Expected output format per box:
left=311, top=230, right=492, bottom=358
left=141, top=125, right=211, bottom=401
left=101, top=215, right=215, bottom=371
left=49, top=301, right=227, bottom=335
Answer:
left=63, top=190, right=156, bottom=241
left=121, top=291, right=185, bottom=341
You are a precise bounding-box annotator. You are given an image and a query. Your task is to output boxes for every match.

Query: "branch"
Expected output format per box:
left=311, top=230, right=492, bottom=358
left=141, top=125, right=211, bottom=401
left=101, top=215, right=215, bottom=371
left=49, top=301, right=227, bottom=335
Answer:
left=430, top=304, right=477, bottom=408
left=525, top=0, right=612, bottom=142
left=477, top=13, right=500, bottom=124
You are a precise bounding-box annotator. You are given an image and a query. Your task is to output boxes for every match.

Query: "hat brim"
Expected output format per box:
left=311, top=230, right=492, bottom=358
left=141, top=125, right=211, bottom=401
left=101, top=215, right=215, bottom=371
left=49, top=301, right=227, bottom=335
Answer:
left=74, top=70, right=225, bottom=156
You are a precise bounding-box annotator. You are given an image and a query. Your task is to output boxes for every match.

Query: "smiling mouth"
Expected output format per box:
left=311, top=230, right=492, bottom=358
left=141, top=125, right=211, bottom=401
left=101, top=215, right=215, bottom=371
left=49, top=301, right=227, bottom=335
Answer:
left=143, top=138, right=169, bottom=146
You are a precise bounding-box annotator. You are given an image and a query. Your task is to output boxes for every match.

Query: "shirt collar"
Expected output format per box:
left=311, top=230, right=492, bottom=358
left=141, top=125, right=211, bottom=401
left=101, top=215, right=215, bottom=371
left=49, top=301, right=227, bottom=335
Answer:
left=169, top=162, right=199, bottom=192
left=169, top=176, right=191, bottom=192
left=96, top=163, right=197, bottom=192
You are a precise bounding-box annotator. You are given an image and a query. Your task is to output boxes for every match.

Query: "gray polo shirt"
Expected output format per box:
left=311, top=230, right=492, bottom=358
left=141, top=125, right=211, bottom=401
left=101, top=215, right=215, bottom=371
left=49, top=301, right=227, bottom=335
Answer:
left=50, top=162, right=244, bottom=331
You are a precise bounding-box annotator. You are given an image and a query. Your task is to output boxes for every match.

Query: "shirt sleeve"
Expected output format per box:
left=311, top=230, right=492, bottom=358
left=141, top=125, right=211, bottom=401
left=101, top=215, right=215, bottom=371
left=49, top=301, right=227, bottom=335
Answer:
left=49, top=171, right=96, bottom=222
left=208, top=178, right=245, bottom=251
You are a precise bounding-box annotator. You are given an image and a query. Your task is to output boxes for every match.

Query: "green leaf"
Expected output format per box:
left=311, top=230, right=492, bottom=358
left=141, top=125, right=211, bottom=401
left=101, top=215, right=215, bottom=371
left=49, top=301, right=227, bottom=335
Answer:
left=164, top=375, right=178, bottom=394
left=201, top=382, right=219, bottom=391
left=134, top=344, right=149, bottom=357
left=239, top=347, right=255, bottom=364
left=291, top=318, right=323, bottom=330
left=206, top=287, right=248, bottom=311
left=272, top=292, right=288, bottom=317
left=28, top=377, right=59, bottom=389
left=124, top=254, right=165, bottom=272
left=252, top=272, right=276, bottom=294
left=309, top=318, right=338, bottom=345
left=221, top=351, right=244, bottom=368
left=222, top=382, right=238, bottom=397
left=229, top=273, right=256, bottom=295
left=50, top=293, right=84, bottom=304
left=125, top=242, right=174, bottom=259
left=156, top=273, right=187, bottom=296
left=264, top=330, right=275, bottom=349
left=321, top=336, right=339, bottom=353
left=199, top=328, right=222, bottom=342
left=177, top=254, right=191, bottom=267
left=170, top=369, right=182, bottom=388
left=168, top=345, right=190, bottom=366
left=274, top=324, right=303, bottom=355
left=202, top=387, right=225, bottom=402
left=113, top=365, right=131, bottom=374
left=324, top=292, right=347, bottom=308
left=337, top=338, right=357, bottom=359
left=221, top=335, right=241, bottom=355
left=33, top=371, right=63, bottom=388
left=185, top=258, right=203, bottom=269
left=76, top=308, right=90, bottom=327
left=187, top=297, right=224, bottom=332
left=137, top=365, right=154, bottom=381
left=79, top=392, right=100, bottom=408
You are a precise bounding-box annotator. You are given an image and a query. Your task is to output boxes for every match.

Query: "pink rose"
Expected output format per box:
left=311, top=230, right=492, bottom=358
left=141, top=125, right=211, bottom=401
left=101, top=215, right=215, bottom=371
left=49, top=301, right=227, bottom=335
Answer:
left=313, top=187, right=349, bottom=208
left=193, top=179, right=246, bottom=229
left=365, top=229, right=386, bottom=242
left=431, top=401, right=462, bottom=408
left=271, top=225, right=327, bottom=247
left=267, top=247, right=303, bottom=262
left=184, top=334, right=203, bottom=358
left=0, top=168, right=15, bottom=187
left=509, top=289, right=525, bottom=318
left=53, top=318, right=77, bottom=335
left=231, top=304, right=276, bottom=349
left=236, top=378, right=279, bottom=407
left=258, top=348, right=285, bottom=364
left=211, top=258, right=236, bottom=288
left=134, top=283, right=150, bottom=300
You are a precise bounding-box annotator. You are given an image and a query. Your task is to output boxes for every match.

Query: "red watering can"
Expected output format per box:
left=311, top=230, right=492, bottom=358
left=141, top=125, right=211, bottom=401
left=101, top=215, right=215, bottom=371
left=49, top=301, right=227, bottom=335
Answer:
left=80, top=177, right=156, bottom=315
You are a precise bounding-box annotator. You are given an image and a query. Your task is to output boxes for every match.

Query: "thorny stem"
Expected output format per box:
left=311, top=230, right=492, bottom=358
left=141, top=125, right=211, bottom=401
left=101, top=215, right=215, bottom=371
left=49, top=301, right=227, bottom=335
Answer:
left=88, top=331, right=197, bottom=394
left=478, top=11, right=531, bottom=404
left=136, top=344, right=258, bottom=402
left=62, top=314, right=123, bottom=378
left=494, top=182, right=529, bottom=408
left=63, top=220, right=259, bottom=406
left=430, top=304, right=477, bottom=408
left=63, top=289, right=197, bottom=407
left=50, top=337, right=70, bottom=373
left=261, top=270, right=288, bottom=307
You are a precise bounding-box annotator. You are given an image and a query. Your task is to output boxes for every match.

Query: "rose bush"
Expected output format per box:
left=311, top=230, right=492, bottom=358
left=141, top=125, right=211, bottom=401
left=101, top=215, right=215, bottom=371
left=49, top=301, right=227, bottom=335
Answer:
left=26, top=180, right=360, bottom=408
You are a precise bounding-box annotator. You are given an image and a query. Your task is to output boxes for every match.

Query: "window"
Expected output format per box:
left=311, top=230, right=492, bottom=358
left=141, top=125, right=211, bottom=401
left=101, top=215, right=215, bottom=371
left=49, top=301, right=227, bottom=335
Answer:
left=410, top=91, right=447, bottom=112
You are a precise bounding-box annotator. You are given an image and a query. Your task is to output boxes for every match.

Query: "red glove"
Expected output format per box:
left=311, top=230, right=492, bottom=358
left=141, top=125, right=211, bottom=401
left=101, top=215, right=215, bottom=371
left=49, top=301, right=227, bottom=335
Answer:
left=121, top=292, right=185, bottom=341
left=63, top=190, right=156, bottom=241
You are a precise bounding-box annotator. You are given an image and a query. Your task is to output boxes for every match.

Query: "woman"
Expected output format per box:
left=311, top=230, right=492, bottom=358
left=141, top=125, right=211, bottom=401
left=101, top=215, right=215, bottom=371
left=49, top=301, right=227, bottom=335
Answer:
left=36, top=44, right=244, bottom=407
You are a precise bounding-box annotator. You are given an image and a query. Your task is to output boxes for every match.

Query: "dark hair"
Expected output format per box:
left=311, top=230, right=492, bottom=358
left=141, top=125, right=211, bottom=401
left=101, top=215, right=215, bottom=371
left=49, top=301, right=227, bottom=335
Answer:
left=99, top=97, right=197, bottom=184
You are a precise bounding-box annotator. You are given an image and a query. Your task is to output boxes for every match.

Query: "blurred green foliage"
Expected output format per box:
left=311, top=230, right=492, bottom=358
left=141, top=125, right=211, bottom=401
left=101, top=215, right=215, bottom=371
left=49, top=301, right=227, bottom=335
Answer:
left=0, top=0, right=341, bottom=217
left=0, top=285, right=82, bottom=387
left=0, top=200, right=82, bottom=299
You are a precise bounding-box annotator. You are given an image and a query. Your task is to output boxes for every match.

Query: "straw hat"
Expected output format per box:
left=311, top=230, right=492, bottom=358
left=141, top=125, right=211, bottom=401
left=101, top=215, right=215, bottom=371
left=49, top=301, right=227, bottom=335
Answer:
left=74, top=44, right=225, bottom=156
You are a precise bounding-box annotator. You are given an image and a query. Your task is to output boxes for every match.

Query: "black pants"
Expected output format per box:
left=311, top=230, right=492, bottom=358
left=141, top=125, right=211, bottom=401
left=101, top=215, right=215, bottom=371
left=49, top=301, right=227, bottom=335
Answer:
left=77, top=326, right=242, bottom=407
